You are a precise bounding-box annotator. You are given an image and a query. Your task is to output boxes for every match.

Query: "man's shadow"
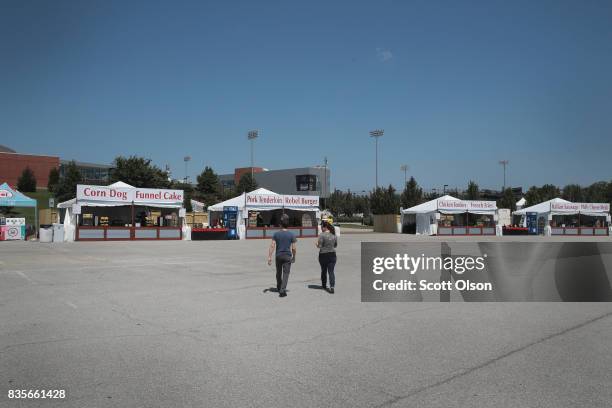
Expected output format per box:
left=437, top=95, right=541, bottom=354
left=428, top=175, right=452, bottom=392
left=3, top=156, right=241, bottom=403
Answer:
left=263, top=288, right=291, bottom=293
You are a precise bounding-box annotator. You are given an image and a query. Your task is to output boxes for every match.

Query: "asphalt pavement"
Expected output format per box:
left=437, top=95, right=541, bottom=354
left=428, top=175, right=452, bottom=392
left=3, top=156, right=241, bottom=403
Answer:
left=1, top=234, right=611, bottom=407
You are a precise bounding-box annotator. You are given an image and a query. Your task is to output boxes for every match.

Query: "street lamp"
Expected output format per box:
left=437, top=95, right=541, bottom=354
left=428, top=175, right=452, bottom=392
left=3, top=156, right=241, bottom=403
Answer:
left=248, top=130, right=259, bottom=179
left=369, top=129, right=384, bottom=188
left=183, top=156, right=191, bottom=183
left=400, top=164, right=409, bottom=188
left=499, top=160, right=509, bottom=191
left=323, top=156, right=328, bottom=206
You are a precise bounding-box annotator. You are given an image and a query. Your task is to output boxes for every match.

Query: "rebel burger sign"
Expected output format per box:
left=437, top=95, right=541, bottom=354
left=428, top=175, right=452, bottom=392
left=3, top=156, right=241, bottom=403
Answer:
left=246, top=192, right=320, bottom=208
left=77, top=185, right=184, bottom=205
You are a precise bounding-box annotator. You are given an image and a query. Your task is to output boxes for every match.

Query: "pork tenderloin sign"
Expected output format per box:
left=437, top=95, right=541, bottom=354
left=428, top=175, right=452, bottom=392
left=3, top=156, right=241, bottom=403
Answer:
left=77, top=185, right=184, bottom=205
left=246, top=193, right=319, bottom=208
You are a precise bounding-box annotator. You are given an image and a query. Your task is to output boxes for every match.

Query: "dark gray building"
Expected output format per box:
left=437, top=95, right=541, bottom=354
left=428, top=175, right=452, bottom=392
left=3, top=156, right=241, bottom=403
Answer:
left=60, top=160, right=113, bottom=185
left=219, top=166, right=331, bottom=198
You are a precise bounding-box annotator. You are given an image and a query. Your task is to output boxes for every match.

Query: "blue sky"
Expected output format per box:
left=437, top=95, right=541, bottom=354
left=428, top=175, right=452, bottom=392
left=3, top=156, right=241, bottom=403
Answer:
left=1, top=0, right=612, bottom=192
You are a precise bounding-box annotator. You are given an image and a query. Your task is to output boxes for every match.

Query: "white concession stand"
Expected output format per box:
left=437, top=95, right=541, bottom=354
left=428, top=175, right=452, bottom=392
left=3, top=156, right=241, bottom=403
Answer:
left=513, top=198, right=610, bottom=236
left=58, top=182, right=186, bottom=241
left=208, top=188, right=320, bottom=239
left=401, top=195, right=499, bottom=236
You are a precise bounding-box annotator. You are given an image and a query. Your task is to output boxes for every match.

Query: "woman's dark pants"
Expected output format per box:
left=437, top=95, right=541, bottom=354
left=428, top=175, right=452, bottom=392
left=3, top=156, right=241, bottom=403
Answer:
left=319, top=252, right=337, bottom=288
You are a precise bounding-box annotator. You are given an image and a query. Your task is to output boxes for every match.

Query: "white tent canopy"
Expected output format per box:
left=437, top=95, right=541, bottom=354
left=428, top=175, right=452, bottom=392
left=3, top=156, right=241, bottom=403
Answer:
left=209, top=188, right=318, bottom=212
left=514, top=198, right=571, bottom=216
left=208, top=188, right=321, bottom=239
left=401, top=195, right=457, bottom=235
left=401, top=195, right=498, bottom=235
left=57, top=181, right=186, bottom=241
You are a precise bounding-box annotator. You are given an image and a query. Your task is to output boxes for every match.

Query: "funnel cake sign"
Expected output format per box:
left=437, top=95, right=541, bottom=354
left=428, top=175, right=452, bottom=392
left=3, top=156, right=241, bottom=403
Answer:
left=77, top=185, right=184, bottom=205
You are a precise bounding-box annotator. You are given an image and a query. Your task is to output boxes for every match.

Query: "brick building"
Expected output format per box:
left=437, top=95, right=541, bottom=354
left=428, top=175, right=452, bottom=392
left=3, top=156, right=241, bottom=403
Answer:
left=0, top=145, right=112, bottom=189
left=0, top=148, right=60, bottom=188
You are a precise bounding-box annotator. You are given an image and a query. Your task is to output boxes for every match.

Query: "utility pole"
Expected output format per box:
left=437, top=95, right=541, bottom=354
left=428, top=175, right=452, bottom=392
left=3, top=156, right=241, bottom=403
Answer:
left=369, top=129, right=384, bottom=188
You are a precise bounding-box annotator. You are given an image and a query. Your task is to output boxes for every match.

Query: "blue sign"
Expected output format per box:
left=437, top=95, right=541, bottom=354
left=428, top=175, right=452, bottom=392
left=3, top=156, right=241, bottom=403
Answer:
left=223, top=206, right=239, bottom=239
left=526, top=212, right=538, bottom=235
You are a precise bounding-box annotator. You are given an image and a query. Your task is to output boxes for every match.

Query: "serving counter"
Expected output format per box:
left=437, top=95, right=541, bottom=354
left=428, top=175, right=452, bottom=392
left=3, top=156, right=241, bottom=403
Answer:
left=191, top=228, right=229, bottom=240
left=76, top=226, right=182, bottom=241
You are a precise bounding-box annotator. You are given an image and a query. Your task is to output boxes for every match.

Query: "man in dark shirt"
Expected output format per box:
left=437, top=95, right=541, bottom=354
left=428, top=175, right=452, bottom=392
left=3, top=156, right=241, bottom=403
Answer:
left=267, top=214, right=297, bottom=298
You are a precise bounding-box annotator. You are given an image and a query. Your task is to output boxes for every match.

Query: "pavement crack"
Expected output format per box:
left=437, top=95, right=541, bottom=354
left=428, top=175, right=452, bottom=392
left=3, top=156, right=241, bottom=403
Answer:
left=373, top=310, right=612, bottom=408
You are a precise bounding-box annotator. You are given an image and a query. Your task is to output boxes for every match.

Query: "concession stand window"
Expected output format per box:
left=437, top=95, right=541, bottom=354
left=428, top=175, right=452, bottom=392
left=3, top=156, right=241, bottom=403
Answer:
left=548, top=202, right=610, bottom=236
left=208, top=188, right=320, bottom=239
left=436, top=199, right=497, bottom=236
left=69, top=183, right=185, bottom=241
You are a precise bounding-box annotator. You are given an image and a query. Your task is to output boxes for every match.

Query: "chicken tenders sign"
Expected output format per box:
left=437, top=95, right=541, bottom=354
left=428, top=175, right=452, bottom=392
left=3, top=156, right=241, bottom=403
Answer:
left=77, top=185, right=184, bottom=206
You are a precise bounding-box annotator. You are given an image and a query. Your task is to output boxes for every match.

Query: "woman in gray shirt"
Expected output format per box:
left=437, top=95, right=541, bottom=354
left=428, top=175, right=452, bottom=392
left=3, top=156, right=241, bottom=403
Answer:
left=316, top=221, right=337, bottom=293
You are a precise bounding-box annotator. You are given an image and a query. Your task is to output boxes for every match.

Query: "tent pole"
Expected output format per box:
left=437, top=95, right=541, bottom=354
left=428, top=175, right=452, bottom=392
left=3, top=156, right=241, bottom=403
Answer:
left=35, top=203, right=38, bottom=240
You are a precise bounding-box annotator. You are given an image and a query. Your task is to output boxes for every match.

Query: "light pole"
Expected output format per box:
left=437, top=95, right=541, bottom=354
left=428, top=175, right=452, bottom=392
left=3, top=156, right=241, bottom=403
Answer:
left=400, top=164, right=409, bottom=188
left=248, top=130, right=258, bottom=180
left=323, top=156, right=328, bottom=208
left=369, top=129, right=384, bottom=189
left=499, top=160, right=509, bottom=191
left=183, top=156, right=191, bottom=183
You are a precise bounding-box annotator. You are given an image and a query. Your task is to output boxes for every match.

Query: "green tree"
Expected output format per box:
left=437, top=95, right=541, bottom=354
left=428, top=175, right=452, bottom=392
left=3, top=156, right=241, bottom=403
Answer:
left=47, top=167, right=60, bottom=193
left=235, top=172, right=258, bottom=194
left=343, top=191, right=356, bottom=217
left=54, top=161, right=83, bottom=202
left=539, top=184, right=561, bottom=202
left=17, top=167, right=37, bottom=192
left=195, top=166, right=222, bottom=205
left=172, top=181, right=194, bottom=212
left=466, top=180, right=479, bottom=200
left=524, top=186, right=541, bottom=206
left=400, top=177, right=423, bottom=209
left=584, top=181, right=609, bottom=203
left=525, top=184, right=561, bottom=206
left=354, top=194, right=370, bottom=216
left=562, top=184, right=584, bottom=202
left=110, top=156, right=170, bottom=188
left=370, top=185, right=400, bottom=215
left=327, top=189, right=344, bottom=216
left=498, top=188, right=516, bottom=211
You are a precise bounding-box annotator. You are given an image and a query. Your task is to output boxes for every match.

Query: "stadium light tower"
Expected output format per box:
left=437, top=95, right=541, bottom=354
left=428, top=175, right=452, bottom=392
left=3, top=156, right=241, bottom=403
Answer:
left=369, top=129, right=384, bottom=188
left=248, top=130, right=259, bottom=179
left=400, top=164, right=409, bottom=187
left=183, top=156, right=191, bottom=183
left=499, top=160, right=509, bottom=191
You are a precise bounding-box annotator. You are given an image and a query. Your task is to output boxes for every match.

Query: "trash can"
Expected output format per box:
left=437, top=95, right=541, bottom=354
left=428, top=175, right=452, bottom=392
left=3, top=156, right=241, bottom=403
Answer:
left=39, top=225, right=53, bottom=243
left=52, top=223, right=64, bottom=242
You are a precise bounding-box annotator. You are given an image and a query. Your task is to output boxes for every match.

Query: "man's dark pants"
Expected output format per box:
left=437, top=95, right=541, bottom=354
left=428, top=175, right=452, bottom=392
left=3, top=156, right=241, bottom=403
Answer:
left=276, top=254, right=292, bottom=293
